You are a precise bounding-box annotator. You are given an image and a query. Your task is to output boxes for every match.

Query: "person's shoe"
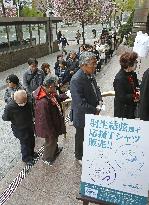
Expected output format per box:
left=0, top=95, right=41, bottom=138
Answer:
left=75, top=158, right=82, bottom=166
left=42, top=160, right=54, bottom=166
left=22, top=156, right=33, bottom=164
left=22, top=158, right=34, bottom=166
left=33, top=152, right=39, bottom=159
left=78, top=160, right=82, bottom=166
left=26, top=160, right=34, bottom=166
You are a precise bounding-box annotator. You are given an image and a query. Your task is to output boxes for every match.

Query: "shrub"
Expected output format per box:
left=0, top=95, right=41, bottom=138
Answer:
left=21, top=6, right=43, bottom=17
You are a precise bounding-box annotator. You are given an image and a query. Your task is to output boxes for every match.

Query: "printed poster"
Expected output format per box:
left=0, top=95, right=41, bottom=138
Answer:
left=80, top=115, right=149, bottom=205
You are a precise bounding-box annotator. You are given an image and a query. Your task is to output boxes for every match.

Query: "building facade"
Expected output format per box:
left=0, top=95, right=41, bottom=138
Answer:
left=133, top=0, right=149, bottom=34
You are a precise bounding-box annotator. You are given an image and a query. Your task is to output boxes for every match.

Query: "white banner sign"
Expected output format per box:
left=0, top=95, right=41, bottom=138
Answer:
left=80, top=115, right=149, bottom=205
left=133, top=31, right=149, bottom=58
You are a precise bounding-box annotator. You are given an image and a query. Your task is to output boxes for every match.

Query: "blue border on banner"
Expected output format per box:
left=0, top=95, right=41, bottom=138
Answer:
left=80, top=182, right=148, bottom=205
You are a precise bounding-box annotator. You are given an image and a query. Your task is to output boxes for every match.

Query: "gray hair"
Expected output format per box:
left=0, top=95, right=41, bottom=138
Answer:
left=43, top=75, right=58, bottom=87
left=79, top=51, right=96, bottom=66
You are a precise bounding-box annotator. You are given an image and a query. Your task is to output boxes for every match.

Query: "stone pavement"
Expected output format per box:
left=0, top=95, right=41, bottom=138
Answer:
left=0, top=43, right=149, bottom=205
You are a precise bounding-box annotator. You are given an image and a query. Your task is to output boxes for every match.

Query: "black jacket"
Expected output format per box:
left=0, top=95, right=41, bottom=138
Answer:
left=70, top=69, right=102, bottom=128
left=113, top=69, right=139, bottom=119
left=2, top=100, right=33, bottom=129
left=140, top=68, right=149, bottom=121
left=66, top=58, right=79, bottom=73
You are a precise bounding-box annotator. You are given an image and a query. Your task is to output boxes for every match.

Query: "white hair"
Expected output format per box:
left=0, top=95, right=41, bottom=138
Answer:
left=79, top=51, right=96, bottom=66
left=13, top=90, right=27, bottom=101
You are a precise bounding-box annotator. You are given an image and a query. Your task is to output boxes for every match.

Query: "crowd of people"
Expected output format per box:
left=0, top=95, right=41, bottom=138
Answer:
left=1, top=29, right=149, bottom=167
left=57, top=28, right=119, bottom=72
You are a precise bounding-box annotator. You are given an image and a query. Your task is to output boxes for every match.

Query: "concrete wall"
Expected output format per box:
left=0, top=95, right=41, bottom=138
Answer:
left=0, top=41, right=60, bottom=72
left=0, top=40, right=60, bottom=72
left=52, top=40, right=59, bottom=53
left=0, top=44, right=50, bottom=72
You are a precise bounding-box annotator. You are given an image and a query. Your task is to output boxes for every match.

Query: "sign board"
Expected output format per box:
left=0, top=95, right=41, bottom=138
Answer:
left=80, top=115, right=149, bottom=205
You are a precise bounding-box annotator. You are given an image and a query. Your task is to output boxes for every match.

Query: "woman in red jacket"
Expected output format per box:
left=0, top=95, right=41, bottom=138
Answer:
left=33, top=76, right=66, bottom=165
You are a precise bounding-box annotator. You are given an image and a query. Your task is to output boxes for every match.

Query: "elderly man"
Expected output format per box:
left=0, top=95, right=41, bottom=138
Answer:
left=23, top=58, right=45, bottom=94
left=33, top=76, right=66, bottom=165
left=70, top=51, right=102, bottom=165
left=2, top=90, right=37, bottom=165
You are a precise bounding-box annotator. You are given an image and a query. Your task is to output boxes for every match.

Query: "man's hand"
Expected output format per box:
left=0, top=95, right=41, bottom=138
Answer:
left=95, top=108, right=101, bottom=115
left=70, top=71, right=74, bottom=75
left=95, top=103, right=103, bottom=115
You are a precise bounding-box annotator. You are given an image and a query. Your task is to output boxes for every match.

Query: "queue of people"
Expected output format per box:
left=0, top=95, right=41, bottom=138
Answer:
left=1, top=40, right=149, bottom=167
left=2, top=57, right=68, bottom=166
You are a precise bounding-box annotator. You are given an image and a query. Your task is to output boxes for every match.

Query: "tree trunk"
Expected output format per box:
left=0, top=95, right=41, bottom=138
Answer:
left=82, top=20, right=85, bottom=44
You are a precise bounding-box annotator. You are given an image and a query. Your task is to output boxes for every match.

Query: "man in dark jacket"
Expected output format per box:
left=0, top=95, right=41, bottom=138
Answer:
left=23, top=58, right=45, bottom=94
left=66, top=51, right=79, bottom=74
left=70, top=51, right=102, bottom=165
left=60, top=34, right=69, bottom=55
left=33, top=76, right=66, bottom=165
left=57, top=30, right=62, bottom=44
left=140, top=68, right=149, bottom=120
left=2, top=90, right=37, bottom=165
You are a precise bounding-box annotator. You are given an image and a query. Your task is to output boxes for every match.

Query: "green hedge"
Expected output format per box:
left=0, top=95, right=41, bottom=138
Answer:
left=21, top=6, right=43, bottom=17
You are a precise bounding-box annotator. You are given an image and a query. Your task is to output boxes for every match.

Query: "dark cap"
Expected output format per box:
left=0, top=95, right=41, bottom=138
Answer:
left=6, top=74, right=19, bottom=85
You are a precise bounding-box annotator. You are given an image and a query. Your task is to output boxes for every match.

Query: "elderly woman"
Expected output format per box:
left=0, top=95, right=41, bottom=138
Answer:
left=33, top=75, right=66, bottom=165
left=113, top=52, right=140, bottom=119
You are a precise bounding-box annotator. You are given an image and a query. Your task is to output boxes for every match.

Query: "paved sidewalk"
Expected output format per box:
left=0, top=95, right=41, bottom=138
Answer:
left=0, top=44, right=149, bottom=205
